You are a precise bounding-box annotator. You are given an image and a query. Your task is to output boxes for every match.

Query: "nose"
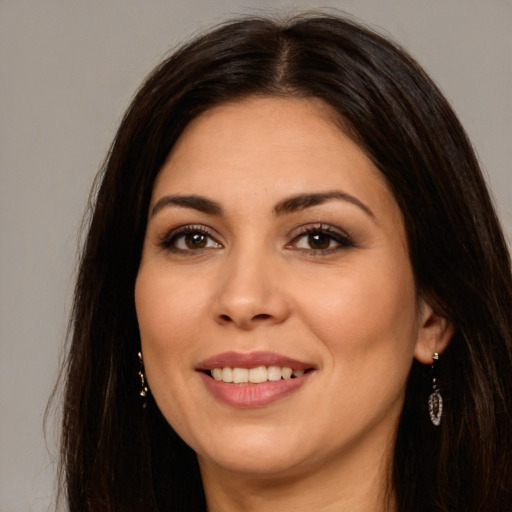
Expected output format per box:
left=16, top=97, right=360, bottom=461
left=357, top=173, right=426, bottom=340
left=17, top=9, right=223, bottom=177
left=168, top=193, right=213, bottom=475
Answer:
left=212, top=249, right=291, bottom=329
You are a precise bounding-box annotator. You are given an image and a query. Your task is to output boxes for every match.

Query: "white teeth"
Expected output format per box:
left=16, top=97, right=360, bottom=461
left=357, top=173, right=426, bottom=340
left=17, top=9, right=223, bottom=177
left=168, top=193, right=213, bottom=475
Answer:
left=281, top=367, right=293, bottom=379
left=222, top=367, right=233, bottom=382
left=233, top=368, right=249, bottom=383
left=267, top=366, right=282, bottom=381
left=212, top=368, right=223, bottom=381
left=249, top=366, right=268, bottom=383
left=210, top=365, right=308, bottom=384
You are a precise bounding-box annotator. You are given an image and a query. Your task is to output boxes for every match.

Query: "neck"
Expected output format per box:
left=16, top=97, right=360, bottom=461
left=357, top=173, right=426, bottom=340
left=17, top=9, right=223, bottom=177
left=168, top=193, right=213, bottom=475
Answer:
left=199, top=430, right=397, bottom=512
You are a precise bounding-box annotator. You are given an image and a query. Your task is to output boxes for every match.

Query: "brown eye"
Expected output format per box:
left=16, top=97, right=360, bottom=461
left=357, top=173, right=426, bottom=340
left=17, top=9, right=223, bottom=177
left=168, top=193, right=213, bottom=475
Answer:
left=289, top=225, right=354, bottom=254
left=185, top=233, right=208, bottom=249
left=161, top=226, right=222, bottom=252
left=307, top=233, right=331, bottom=250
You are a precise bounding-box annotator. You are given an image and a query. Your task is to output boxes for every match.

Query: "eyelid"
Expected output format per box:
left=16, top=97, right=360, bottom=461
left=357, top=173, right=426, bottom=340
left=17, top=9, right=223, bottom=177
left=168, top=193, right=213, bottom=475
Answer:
left=156, top=222, right=355, bottom=254
left=159, top=224, right=222, bottom=251
left=286, top=223, right=355, bottom=251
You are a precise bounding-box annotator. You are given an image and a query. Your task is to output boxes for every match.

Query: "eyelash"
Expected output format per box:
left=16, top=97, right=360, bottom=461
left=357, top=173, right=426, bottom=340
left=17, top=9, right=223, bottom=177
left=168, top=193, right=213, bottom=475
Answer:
left=159, top=224, right=220, bottom=253
left=159, top=223, right=355, bottom=255
left=287, top=224, right=355, bottom=255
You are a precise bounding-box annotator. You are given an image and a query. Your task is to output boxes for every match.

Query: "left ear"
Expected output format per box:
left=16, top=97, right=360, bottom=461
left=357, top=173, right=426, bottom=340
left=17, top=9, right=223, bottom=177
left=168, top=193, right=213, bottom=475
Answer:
left=413, top=299, right=454, bottom=364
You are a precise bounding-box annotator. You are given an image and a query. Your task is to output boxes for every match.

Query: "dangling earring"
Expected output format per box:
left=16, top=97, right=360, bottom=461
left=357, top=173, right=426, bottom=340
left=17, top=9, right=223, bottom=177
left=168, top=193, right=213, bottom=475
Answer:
left=428, top=352, right=443, bottom=426
left=138, top=351, right=149, bottom=408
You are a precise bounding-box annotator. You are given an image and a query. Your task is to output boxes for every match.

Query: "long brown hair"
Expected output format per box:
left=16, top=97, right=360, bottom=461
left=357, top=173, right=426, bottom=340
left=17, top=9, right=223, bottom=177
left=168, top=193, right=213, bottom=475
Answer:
left=60, top=14, right=512, bottom=511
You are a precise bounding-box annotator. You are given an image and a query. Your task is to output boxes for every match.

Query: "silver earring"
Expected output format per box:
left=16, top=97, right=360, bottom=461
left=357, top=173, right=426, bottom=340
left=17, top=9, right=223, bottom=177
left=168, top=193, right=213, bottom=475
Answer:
left=428, top=352, right=443, bottom=426
left=138, top=351, right=149, bottom=407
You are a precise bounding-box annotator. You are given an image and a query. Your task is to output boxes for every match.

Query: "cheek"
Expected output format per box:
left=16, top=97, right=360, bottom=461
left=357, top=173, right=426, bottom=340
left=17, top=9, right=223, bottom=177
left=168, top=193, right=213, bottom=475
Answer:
left=296, top=266, right=419, bottom=426
left=136, top=267, right=208, bottom=348
left=135, top=267, right=211, bottom=435
left=295, top=262, right=419, bottom=364
left=134, top=267, right=208, bottom=395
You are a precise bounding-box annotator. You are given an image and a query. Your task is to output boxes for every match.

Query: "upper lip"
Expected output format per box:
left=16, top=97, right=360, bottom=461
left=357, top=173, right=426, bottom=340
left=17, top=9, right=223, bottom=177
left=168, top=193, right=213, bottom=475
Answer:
left=197, top=351, right=314, bottom=371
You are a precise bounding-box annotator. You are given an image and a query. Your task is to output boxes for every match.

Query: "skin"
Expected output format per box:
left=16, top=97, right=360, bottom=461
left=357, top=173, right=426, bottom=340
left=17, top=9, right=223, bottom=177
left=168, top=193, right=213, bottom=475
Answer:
left=135, top=96, right=453, bottom=512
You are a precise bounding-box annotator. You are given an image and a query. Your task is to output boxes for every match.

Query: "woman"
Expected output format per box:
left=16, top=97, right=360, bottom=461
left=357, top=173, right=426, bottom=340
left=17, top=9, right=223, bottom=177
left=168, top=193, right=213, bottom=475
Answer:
left=60, top=14, right=512, bottom=511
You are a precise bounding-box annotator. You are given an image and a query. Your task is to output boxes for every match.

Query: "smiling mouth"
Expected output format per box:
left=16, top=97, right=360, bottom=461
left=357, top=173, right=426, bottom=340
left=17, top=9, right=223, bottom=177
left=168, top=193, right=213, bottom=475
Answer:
left=198, top=353, right=315, bottom=406
left=204, top=366, right=314, bottom=384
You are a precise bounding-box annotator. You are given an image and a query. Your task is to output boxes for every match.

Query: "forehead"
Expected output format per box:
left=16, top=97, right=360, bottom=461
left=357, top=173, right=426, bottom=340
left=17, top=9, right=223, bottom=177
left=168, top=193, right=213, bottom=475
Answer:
left=152, top=96, right=395, bottom=219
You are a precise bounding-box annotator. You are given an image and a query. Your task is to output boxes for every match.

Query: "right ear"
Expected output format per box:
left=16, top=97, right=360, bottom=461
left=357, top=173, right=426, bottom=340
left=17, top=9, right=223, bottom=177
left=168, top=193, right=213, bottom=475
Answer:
left=413, top=300, right=454, bottom=365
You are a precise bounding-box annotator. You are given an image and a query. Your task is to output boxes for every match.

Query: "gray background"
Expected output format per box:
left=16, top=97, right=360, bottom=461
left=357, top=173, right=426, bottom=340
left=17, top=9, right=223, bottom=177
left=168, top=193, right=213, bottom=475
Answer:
left=1, top=1, right=510, bottom=510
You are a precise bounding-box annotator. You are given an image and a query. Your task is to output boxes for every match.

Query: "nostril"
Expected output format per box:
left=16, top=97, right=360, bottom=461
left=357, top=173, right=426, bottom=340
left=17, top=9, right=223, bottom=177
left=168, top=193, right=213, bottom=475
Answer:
left=253, top=313, right=271, bottom=321
left=218, top=313, right=271, bottom=322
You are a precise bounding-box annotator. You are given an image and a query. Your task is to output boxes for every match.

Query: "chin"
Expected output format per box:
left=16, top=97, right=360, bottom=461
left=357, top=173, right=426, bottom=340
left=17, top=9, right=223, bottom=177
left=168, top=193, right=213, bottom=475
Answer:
left=191, top=425, right=313, bottom=478
left=198, top=449, right=309, bottom=479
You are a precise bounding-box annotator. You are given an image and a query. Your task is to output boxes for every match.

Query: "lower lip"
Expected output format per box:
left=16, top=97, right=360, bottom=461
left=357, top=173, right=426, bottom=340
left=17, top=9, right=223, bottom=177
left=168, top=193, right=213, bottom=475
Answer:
left=199, top=372, right=311, bottom=407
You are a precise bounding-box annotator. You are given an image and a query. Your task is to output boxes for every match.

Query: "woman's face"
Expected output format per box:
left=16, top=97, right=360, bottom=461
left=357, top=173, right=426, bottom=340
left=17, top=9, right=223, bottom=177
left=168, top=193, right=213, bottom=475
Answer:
left=135, top=96, right=437, bottom=481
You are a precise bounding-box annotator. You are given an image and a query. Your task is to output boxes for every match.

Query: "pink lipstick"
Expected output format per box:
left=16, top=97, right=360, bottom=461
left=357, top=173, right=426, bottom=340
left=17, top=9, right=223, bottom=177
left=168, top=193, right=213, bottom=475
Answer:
left=197, top=351, right=314, bottom=408
left=197, top=351, right=313, bottom=371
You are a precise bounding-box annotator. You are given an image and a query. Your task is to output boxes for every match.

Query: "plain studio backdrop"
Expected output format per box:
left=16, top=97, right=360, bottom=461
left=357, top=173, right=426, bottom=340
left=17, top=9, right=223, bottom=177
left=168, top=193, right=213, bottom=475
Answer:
left=1, top=0, right=510, bottom=510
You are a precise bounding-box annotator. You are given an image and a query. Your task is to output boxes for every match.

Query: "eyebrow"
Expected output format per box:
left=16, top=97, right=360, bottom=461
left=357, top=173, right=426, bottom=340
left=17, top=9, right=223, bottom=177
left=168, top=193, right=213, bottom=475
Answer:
left=151, top=194, right=223, bottom=217
left=150, top=190, right=374, bottom=219
left=273, top=191, right=375, bottom=218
